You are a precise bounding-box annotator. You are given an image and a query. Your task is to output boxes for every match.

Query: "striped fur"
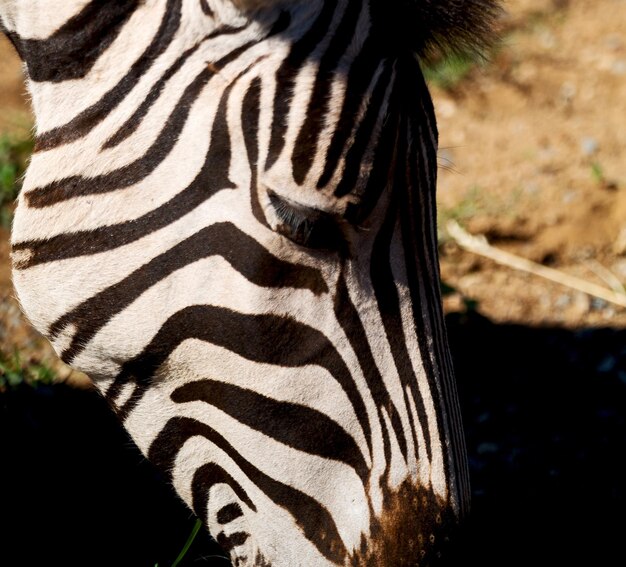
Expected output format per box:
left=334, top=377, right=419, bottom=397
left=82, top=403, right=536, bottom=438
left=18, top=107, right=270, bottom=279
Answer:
left=3, top=1, right=499, bottom=565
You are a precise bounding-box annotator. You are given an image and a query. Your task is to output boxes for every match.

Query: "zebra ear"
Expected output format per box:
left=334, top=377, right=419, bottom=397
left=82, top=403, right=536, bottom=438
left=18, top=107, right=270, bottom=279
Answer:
left=395, top=0, right=504, bottom=61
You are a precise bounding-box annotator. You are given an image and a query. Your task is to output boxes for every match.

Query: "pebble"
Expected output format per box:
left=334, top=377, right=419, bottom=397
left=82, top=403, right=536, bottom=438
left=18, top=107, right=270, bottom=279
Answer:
left=612, top=60, right=626, bottom=76
left=523, top=182, right=539, bottom=195
left=603, top=307, right=616, bottom=320
left=562, top=190, right=579, bottom=204
left=539, top=30, right=557, bottom=50
left=555, top=294, right=571, bottom=309
left=590, top=297, right=609, bottom=311
left=581, top=137, right=599, bottom=156
left=574, top=246, right=596, bottom=261
left=437, top=98, right=457, bottom=119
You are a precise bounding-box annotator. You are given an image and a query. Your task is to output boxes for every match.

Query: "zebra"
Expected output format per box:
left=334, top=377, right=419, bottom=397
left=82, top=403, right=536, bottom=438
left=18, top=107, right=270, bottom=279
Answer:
left=1, top=0, right=500, bottom=565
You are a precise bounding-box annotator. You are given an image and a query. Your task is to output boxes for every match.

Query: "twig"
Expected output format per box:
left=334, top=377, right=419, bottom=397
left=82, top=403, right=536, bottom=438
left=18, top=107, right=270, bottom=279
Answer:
left=584, top=259, right=625, bottom=294
left=446, top=220, right=626, bottom=309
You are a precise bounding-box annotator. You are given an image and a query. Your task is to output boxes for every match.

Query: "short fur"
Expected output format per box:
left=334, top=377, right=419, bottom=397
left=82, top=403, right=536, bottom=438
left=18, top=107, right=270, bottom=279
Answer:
left=399, top=0, right=503, bottom=59
left=236, top=0, right=503, bottom=59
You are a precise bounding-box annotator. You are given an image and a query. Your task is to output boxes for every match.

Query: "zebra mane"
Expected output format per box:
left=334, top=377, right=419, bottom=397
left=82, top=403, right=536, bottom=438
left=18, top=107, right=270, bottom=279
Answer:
left=231, top=0, right=290, bottom=10
left=400, top=0, right=504, bottom=60
left=235, top=0, right=502, bottom=60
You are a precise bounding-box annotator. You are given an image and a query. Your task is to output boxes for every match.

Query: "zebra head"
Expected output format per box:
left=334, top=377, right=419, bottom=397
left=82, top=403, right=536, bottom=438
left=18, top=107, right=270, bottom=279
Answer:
left=3, top=0, right=500, bottom=565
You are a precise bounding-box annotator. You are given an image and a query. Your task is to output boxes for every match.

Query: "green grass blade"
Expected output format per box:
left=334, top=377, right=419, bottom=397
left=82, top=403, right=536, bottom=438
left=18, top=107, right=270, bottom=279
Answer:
left=170, top=519, right=203, bottom=567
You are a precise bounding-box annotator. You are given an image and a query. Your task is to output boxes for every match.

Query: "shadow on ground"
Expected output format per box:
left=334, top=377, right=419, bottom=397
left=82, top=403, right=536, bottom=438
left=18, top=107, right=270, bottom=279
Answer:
left=448, top=312, right=626, bottom=567
left=1, top=312, right=625, bottom=566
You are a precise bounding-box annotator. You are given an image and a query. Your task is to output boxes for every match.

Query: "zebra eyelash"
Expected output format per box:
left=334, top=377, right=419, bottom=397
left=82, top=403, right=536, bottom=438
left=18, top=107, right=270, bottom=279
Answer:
left=267, top=190, right=346, bottom=252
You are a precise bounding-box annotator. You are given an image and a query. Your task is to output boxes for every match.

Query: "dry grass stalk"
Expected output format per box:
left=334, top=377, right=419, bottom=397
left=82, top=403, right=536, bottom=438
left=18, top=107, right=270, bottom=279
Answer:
left=446, top=220, right=626, bottom=309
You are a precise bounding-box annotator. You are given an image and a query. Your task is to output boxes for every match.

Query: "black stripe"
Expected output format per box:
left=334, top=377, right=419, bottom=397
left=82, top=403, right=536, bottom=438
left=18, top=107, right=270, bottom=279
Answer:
left=103, top=25, right=246, bottom=149
left=217, top=503, right=244, bottom=525
left=27, top=41, right=255, bottom=208
left=265, top=1, right=337, bottom=171
left=115, top=385, right=145, bottom=423
left=242, top=78, right=265, bottom=224
left=200, top=0, right=214, bottom=17
left=109, top=306, right=372, bottom=458
left=402, top=130, right=457, bottom=502
left=333, top=274, right=409, bottom=471
left=149, top=417, right=347, bottom=563
left=291, top=1, right=362, bottom=185
left=30, top=66, right=209, bottom=206
left=35, top=0, right=182, bottom=151
left=13, top=63, right=243, bottom=268
left=369, top=143, right=433, bottom=462
left=103, top=41, right=203, bottom=149
left=402, top=67, right=469, bottom=512
left=192, top=463, right=256, bottom=525
left=316, top=38, right=380, bottom=189
left=400, top=58, right=453, bottom=484
left=172, top=379, right=368, bottom=482
left=8, top=0, right=140, bottom=83
left=217, top=531, right=249, bottom=553
left=344, top=88, right=399, bottom=225
left=49, top=222, right=328, bottom=364
left=333, top=62, right=393, bottom=198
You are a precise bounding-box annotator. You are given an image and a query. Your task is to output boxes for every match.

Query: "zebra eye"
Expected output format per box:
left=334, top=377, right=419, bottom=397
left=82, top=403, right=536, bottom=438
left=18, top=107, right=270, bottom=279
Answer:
left=267, top=191, right=346, bottom=251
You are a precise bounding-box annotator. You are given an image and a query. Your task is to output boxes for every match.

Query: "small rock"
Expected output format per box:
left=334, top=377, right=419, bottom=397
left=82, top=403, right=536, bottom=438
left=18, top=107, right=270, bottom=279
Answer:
left=574, top=246, right=596, bottom=261
left=523, top=182, right=539, bottom=195
left=603, top=307, right=616, bottom=320
left=562, top=190, right=579, bottom=204
left=590, top=297, right=608, bottom=311
left=514, top=62, right=538, bottom=82
left=581, top=137, right=599, bottom=156
left=437, top=98, right=457, bottom=118
left=539, top=30, right=557, bottom=49
left=612, top=60, right=626, bottom=76
left=555, top=294, right=571, bottom=309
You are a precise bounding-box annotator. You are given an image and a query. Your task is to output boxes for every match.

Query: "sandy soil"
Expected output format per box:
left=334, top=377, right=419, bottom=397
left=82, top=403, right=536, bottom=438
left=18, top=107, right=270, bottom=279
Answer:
left=435, top=0, right=626, bottom=327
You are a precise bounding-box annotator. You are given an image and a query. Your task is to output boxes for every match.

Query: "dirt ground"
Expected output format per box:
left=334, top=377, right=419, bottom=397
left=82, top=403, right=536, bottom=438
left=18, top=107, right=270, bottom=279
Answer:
left=0, top=2, right=625, bottom=566
left=434, top=0, right=626, bottom=327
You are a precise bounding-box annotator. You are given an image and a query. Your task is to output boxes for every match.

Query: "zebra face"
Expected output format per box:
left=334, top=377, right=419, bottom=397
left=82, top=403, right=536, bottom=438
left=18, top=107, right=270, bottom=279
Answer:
left=4, top=0, right=501, bottom=564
